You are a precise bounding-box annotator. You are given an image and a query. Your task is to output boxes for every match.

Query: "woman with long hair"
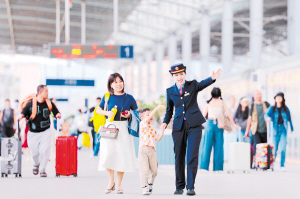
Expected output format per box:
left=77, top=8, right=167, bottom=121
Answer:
left=264, top=92, right=293, bottom=171
left=96, top=73, right=138, bottom=194
left=200, top=87, right=238, bottom=172
left=233, top=97, right=250, bottom=142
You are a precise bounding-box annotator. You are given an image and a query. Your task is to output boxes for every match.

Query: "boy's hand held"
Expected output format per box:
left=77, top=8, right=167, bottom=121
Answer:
left=160, top=123, right=167, bottom=133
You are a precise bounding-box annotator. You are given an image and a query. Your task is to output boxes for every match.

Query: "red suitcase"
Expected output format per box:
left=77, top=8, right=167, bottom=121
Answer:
left=55, top=136, right=78, bottom=177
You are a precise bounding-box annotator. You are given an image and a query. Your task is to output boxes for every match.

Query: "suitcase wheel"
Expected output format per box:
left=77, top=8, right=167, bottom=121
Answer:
left=56, top=174, right=60, bottom=177
left=15, top=174, right=18, bottom=178
left=73, top=174, right=77, bottom=177
left=19, top=174, right=22, bottom=178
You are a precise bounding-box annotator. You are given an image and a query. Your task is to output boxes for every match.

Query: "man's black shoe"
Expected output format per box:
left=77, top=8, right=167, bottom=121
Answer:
left=174, top=189, right=184, bottom=195
left=187, top=189, right=196, bottom=196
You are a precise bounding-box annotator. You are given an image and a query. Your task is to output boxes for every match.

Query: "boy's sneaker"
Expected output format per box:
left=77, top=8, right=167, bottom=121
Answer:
left=148, top=183, right=153, bottom=194
left=143, top=186, right=150, bottom=195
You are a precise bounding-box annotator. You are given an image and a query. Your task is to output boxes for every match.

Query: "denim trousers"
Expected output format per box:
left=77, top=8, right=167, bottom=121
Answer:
left=200, top=120, right=224, bottom=171
left=273, top=124, right=287, bottom=167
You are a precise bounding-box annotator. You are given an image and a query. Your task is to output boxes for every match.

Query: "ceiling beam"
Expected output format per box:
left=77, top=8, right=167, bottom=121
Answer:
left=0, top=15, right=113, bottom=30
left=5, top=0, right=16, bottom=53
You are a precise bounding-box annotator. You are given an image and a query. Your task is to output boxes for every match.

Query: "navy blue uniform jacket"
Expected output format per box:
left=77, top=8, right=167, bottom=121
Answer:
left=163, top=77, right=216, bottom=132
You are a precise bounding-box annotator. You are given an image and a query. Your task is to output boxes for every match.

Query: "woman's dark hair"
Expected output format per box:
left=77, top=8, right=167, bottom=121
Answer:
left=273, top=98, right=288, bottom=114
left=207, top=87, right=222, bottom=103
left=107, top=73, right=125, bottom=95
left=234, top=97, right=249, bottom=120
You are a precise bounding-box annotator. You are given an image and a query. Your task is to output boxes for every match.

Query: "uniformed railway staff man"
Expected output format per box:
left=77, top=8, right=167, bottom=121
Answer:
left=160, top=63, right=222, bottom=196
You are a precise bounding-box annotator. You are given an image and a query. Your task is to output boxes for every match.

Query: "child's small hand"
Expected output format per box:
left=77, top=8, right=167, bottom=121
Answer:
left=157, top=104, right=166, bottom=110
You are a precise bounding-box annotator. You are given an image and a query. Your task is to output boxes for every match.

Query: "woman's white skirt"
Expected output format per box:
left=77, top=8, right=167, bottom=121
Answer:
left=98, top=120, right=138, bottom=172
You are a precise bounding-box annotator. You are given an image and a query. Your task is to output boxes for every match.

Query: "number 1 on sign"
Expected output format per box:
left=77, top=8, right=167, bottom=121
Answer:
left=124, top=47, right=130, bottom=57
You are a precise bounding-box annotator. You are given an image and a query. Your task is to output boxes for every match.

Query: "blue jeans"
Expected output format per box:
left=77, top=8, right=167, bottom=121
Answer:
left=93, top=131, right=100, bottom=156
left=200, top=120, right=224, bottom=171
left=236, top=129, right=250, bottom=143
left=273, top=125, right=287, bottom=167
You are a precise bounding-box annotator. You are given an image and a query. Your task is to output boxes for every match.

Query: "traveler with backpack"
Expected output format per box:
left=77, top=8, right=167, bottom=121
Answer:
left=19, top=85, right=61, bottom=177
left=0, top=99, right=16, bottom=138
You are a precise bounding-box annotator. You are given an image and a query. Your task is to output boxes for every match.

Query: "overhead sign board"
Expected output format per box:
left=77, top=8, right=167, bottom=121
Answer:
left=49, top=44, right=134, bottom=59
left=46, top=79, right=94, bottom=87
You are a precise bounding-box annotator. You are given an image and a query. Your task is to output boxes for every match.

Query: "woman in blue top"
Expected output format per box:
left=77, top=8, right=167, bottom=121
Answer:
left=264, top=92, right=293, bottom=171
left=97, top=73, right=138, bottom=194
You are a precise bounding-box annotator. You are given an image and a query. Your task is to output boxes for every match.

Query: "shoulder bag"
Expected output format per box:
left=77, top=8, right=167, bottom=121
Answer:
left=217, top=101, right=233, bottom=132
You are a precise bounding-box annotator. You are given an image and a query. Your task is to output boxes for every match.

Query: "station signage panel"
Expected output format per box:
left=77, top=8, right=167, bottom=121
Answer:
left=46, top=79, right=95, bottom=87
left=49, top=44, right=134, bottom=59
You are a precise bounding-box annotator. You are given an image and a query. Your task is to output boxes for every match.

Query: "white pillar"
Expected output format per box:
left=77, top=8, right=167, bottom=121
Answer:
left=81, top=1, right=86, bottom=44
left=137, top=56, right=143, bottom=99
left=288, top=0, right=300, bottom=54
left=113, top=0, right=118, bottom=42
left=156, top=42, right=164, bottom=94
left=168, top=33, right=176, bottom=85
left=56, top=0, right=60, bottom=44
left=222, top=0, right=233, bottom=73
left=250, top=0, right=263, bottom=69
left=200, top=9, right=210, bottom=78
left=65, top=0, right=70, bottom=44
left=145, top=50, right=153, bottom=97
left=182, top=23, right=192, bottom=80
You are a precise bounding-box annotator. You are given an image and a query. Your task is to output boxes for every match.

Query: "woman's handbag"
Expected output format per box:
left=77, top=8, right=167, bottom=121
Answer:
left=217, top=102, right=233, bottom=132
left=99, top=94, right=127, bottom=139
left=99, top=124, right=119, bottom=139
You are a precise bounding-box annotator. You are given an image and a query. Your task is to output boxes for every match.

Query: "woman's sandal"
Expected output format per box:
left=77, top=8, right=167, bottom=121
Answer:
left=105, top=183, right=115, bottom=194
left=117, top=188, right=123, bottom=194
left=40, top=172, right=47, bottom=177
left=33, top=166, right=39, bottom=175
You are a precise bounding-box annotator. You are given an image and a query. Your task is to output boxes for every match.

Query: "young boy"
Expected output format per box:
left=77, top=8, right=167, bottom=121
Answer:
left=138, top=105, right=165, bottom=195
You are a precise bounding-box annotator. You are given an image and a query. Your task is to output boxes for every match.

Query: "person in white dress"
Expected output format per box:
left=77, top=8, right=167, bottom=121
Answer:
left=96, top=73, right=138, bottom=194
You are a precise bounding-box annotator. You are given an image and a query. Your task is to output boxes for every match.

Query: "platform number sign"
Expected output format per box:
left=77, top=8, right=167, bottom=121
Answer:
left=120, top=46, right=133, bottom=58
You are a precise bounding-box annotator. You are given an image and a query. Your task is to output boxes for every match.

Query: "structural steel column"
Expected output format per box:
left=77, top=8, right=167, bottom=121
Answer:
left=168, top=33, right=176, bottom=85
left=156, top=42, right=164, bottom=94
left=288, top=0, right=300, bottom=54
left=145, top=50, right=153, bottom=97
left=56, top=0, right=60, bottom=44
left=113, top=0, right=119, bottom=42
left=65, top=0, right=70, bottom=44
left=250, top=0, right=263, bottom=69
left=182, top=23, right=192, bottom=80
left=81, top=1, right=86, bottom=44
left=222, top=0, right=233, bottom=73
left=200, top=9, right=210, bottom=78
